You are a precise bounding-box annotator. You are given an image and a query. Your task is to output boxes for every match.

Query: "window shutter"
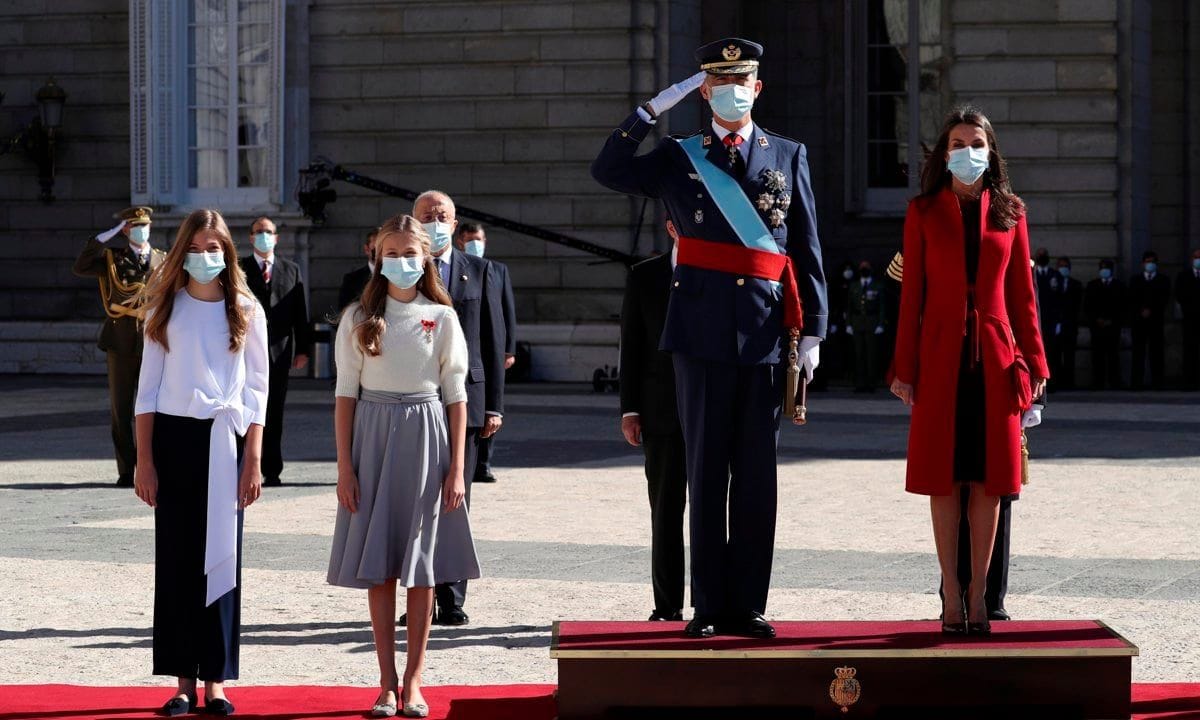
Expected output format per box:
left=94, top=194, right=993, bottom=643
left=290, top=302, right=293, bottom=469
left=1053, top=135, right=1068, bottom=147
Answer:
left=149, top=1, right=181, bottom=204
left=269, top=0, right=286, bottom=204
left=128, top=0, right=150, bottom=203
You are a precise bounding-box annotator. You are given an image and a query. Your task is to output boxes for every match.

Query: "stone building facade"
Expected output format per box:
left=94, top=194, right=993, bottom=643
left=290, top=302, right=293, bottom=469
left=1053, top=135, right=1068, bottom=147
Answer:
left=0, top=0, right=1196, bottom=380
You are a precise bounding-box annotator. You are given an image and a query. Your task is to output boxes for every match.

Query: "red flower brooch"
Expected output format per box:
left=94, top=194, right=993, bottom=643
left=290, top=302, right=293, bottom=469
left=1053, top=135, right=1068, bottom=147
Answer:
left=420, top=319, right=437, bottom=343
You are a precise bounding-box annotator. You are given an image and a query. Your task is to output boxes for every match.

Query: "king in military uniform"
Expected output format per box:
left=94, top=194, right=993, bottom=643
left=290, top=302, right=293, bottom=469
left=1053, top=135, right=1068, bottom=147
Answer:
left=592, top=38, right=828, bottom=639
left=72, top=207, right=166, bottom=486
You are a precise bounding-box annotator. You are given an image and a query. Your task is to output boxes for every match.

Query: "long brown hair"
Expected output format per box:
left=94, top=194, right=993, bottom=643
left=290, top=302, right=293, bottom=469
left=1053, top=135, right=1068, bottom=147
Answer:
left=141, top=209, right=253, bottom=352
left=920, top=105, right=1025, bottom=230
left=351, top=214, right=453, bottom=357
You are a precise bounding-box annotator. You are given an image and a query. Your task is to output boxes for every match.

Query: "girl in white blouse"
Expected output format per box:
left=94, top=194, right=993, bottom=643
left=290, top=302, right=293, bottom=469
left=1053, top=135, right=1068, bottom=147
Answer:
left=328, top=214, right=478, bottom=719
left=133, top=209, right=269, bottom=717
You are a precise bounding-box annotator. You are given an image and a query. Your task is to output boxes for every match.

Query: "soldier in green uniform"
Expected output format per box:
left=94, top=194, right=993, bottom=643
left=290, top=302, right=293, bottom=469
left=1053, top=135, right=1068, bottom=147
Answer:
left=72, top=207, right=166, bottom=486
left=846, top=260, right=888, bottom=392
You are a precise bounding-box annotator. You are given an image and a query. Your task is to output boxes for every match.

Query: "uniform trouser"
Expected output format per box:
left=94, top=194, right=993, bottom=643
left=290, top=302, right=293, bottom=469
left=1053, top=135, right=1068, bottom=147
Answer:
left=1050, top=327, right=1078, bottom=389
left=152, top=413, right=243, bottom=681
left=673, top=354, right=781, bottom=617
left=106, top=351, right=141, bottom=479
left=261, top=356, right=291, bottom=480
left=475, top=434, right=495, bottom=480
left=1090, top=325, right=1122, bottom=389
left=1131, top=321, right=1165, bottom=389
left=1182, top=318, right=1200, bottom=390
left=942, top=490, right=1013, bottom=614
left=435, top=425, right=482, bottom=611
left=643, top=430, right=688, bottom=614
left=850, top=321, right=881, bottom=389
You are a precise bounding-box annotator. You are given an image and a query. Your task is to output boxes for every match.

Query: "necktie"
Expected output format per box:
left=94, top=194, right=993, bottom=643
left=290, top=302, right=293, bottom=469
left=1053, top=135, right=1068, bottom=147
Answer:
left=262, top=261, right=271, bottom=284
left=723, top=134, right=745, bottom=178
left=438, top=258, right=450, bottom=289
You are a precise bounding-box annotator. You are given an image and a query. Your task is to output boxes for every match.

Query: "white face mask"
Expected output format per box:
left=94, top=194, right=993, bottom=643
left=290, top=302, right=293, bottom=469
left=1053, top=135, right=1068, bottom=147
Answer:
left=709, top=83, right=755, bottom=123
left=128, top=225, right=150, bottom=246
left=423, top=221, right=453, bottom=254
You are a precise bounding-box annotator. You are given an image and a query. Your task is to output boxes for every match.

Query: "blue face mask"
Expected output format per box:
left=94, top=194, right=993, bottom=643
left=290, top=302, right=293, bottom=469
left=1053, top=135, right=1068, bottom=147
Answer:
left=183, top=252, right=226, bottom=285
left=1058, top=266, right=1071, bottom=278
left=253, top=231, right=276, bottom=254
left=946, top=146, right=990, bottom=185
left=1099, top=268, right=1113, bottom=280
left=464, top=240, right=485, bottom=258
left=128, top=225, right=150, bottom=246
left=1193, top=258, right=1200, bottom=270
left=380, top=256, right=425, bottom=290
left=1144, top=262, right=1157, bottom=274
left=423, top=222, right=453, bottom=254
left=709, top=83, right=755, bottom=123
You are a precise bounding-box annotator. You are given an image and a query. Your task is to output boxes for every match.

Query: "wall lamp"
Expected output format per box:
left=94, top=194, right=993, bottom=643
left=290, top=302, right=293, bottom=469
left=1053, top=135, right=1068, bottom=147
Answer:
left=1, top=77, right=68, bottom=202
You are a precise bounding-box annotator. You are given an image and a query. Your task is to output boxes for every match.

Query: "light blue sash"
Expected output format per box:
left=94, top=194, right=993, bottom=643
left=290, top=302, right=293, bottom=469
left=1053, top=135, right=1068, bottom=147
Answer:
left=676, top=134, right=778, bottom=254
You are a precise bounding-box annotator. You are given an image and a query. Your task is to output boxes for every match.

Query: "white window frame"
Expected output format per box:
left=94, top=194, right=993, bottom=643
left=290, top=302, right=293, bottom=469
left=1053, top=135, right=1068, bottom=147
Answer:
left=130, top=0, right=285, bottom=210
left=844, top=0, right=930, bottom=217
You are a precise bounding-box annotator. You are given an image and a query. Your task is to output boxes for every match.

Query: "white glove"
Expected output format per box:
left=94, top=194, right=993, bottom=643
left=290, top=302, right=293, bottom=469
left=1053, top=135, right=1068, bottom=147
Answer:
left=874, top=325, right=885, bottom=335
left=646, top=71, right=706, bottom=118
left=96, top=221, right=126, bottom=243
left=798, top=336, right=821, bottom=380
left=830, top=324, right=839, bottom=334
left=845, top=326, right=853, bottom=336
left=1021, top=403, right=1044, bottom=429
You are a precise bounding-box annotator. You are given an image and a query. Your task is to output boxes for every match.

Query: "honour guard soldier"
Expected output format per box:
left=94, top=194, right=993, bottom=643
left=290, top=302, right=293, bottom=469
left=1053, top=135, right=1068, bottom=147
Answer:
left=72, top=206, right=166, bottom=486
left=593, top=38, right=827, bottom=639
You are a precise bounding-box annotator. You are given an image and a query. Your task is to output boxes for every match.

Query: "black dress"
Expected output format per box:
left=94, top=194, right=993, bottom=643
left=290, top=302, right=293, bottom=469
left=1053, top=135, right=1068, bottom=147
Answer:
left=954, top=199, right=986, bottom=483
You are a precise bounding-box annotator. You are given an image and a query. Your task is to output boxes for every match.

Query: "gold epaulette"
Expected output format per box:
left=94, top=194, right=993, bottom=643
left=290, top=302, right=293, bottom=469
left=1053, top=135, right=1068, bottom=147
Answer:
left=886, top=252, right=904, bottom=283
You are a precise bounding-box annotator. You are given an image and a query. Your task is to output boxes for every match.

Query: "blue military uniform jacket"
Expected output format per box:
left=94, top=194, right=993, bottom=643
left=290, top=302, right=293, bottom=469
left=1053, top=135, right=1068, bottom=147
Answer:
left=592, top=111, right=828, bottom=366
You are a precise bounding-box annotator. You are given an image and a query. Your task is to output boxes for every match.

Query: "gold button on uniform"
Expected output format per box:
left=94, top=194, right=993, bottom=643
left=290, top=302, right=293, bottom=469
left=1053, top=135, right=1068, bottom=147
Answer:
left=674, top=281, right=680, bottom=287
left=736, top=278, right=745, bottom=286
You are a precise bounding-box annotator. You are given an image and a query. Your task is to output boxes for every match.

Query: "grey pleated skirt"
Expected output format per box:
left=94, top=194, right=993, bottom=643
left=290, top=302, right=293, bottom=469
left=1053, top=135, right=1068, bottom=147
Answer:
left=327, top=389, right=481, bottom=589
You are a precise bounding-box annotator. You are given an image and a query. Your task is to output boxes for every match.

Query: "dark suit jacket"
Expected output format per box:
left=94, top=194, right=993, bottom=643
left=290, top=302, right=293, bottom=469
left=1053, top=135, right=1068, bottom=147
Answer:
left=240, top=255, right=312, bottom=366
left=620, top=254, right=680, bottom=436
left=1084, top=278, right=1126, bottom=327
left=1033, top=266, right=1058, bottom=334
left=338, top=265, right=372, bottom=312
left=592, top=112, right=828, bottom=365
left=441, top=248, right=506, bottom=427
left=1047, top=274, right=1082, bottom=330
left=1127, top=272, right=1172, bottom=326
left=1177, top=268, right=1200, bottom=321
left=490, top=260, right=518, bottom=355
left=72, top=237, right=165, bottom=355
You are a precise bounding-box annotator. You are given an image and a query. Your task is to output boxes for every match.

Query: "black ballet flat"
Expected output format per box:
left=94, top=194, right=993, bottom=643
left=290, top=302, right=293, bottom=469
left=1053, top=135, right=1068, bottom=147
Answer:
left=159, top=693, right=196, bottom=717
left=204, top=697, right=235, bottom=716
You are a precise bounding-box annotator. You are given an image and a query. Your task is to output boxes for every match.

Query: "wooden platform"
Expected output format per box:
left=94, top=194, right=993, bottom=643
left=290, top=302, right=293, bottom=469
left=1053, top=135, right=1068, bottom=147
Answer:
left=552, top=620, right=1139, bottom=719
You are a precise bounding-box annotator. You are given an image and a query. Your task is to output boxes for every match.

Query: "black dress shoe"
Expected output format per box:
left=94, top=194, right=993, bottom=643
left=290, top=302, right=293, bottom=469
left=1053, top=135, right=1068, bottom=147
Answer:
left=474, top=472, right=497, bottom=484
left=684, top=616, right=718, bottom=639
left=159, top=693, right=196, bottom=717
left=722, top=611, right=776, bottom=639
left=434, top=606, right=469, bottom=626
left=116, top=475, right=134, bottom=488
left=648, top=609, right=684, bottom=621
left=988, top=607, right=1011, bottom=621
left=262, top=476, right=282, bottom=487
left=204, top=697, right=235, bottom=716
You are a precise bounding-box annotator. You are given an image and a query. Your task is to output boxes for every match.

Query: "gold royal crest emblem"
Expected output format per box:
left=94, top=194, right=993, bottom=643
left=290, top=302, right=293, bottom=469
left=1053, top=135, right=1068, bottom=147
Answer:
left=722, top=44, right=742, bottom=61
left=829, top=666, right=862, bottom=714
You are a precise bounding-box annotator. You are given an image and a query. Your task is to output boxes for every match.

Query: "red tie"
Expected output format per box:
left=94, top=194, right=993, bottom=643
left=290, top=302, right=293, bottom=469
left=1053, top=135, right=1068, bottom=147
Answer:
left=262, top=261, right=272, bottom=284
left=723, top=134, right=744, bottom=148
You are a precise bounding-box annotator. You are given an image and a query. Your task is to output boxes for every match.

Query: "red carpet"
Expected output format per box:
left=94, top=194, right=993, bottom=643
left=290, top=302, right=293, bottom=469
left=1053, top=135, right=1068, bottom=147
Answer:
left=554, top=619, right=1134, bottom=653
left=0, top=683, right=1196, bottom=719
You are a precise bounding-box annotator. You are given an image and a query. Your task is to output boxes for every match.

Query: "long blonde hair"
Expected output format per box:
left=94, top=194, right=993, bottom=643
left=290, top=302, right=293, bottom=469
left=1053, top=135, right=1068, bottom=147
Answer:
left=351, top=214, right=453, bottom=357
left=141, top=209, right=253, bottom=352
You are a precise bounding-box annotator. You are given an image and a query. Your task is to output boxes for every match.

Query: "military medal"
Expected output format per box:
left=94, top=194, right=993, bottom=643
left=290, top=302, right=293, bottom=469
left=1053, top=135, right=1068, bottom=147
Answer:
left=694, top=209, right=704, bottom=224
left=764, top=169, right=787, bottom=193
left=420, top=319, right=437, bottom=343
left=769, top=207, right=786, bottom=228
left=777, top=193, right=791, bottom=211
left=756, top=193, right=774, bottom=212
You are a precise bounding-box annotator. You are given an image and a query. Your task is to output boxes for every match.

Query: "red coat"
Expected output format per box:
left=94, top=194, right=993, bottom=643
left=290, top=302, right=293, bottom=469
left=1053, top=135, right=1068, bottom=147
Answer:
left=894, top=188, right=1049, bottom=497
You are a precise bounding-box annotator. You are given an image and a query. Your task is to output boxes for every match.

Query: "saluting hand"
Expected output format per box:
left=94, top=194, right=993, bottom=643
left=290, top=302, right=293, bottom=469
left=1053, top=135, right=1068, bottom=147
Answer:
left=646, top=71, right=707, bottom=118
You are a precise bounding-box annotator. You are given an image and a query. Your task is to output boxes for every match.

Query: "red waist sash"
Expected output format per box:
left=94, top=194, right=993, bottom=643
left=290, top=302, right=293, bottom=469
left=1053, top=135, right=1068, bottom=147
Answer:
left=676, top=235, right=804, bottom=332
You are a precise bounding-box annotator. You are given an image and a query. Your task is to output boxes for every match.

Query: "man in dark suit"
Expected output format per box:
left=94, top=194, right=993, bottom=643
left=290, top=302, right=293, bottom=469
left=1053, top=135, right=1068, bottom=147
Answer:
left=239, top=217, right=311, bottom=486
left=1085, top=258, right=1126, bottom=390
left=337, top=228, right=377, bottom=313
left=1176, top=248, right=1200, bottom=390
left=620, top=219, right=688, bottom=622
left=416, top=191, right=506, bottom=626
left=592, top=38, right=827, bottom=639
left=454, top=221, right=518, bottom=484
left=73, top=206, right=166, bottom=486
left=846, top=260, right=887, bottom=392
left=1048, top=256, right=1083, bottom=390
left=1128, top=250, right=1171, bottom=390
left=1032, top=247, right=1058, bottom=344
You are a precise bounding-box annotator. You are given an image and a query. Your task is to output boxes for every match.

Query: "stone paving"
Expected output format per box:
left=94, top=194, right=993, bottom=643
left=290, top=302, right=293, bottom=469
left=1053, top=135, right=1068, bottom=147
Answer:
left=0, top=375, right=1197, bottom=689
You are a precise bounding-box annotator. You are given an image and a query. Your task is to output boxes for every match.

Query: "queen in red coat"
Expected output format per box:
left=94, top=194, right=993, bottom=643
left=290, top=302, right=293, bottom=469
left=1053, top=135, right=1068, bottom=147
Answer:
left=890, top=107, right=1048, bottom=636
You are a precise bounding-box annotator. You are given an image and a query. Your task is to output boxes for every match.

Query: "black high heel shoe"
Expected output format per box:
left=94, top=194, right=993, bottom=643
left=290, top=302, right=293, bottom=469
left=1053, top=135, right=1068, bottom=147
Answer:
left=941, top=597, right=967, bottom=636
left=966, top=595, right=992, bottom=636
